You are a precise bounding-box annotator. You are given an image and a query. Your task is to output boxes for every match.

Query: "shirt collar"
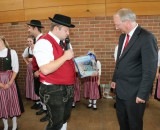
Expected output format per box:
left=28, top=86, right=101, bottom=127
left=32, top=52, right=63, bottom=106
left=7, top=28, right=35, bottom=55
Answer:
left=0, top=47, right=7, bottom=52
left=48, top=31, right=60, bottom=44
left=128, top=24, right=138, bottom=38
left=36, top=33, right=43, bottom=41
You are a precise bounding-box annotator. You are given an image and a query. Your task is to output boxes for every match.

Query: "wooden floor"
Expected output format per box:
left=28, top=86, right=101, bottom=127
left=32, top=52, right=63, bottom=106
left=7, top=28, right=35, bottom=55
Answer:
left=0, top=98, right=160, bottom=130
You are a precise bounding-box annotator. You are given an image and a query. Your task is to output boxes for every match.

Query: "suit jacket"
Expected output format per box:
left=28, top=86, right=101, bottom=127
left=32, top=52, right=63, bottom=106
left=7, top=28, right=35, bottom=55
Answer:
left=112, top=26, right=158, bottom=101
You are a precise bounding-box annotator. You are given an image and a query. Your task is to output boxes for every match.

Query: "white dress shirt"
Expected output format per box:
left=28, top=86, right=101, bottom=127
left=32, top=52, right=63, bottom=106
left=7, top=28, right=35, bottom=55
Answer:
left=120, top=24, right=138, bottom=56
left=34, top=31, right=72, bottom=67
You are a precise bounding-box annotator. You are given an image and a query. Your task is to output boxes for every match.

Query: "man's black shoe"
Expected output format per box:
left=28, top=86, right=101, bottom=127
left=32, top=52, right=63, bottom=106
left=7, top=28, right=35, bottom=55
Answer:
left=40, top=114, right=49, bottom=122
left=36, top=109, right=46, bottom=115
left=114, top=103, right=116, bottom=109
left=34, top=104, right=42, bottom=110
left=31, top=103, right=38, bottom=109
left=31, top=103, right=42, bottom=110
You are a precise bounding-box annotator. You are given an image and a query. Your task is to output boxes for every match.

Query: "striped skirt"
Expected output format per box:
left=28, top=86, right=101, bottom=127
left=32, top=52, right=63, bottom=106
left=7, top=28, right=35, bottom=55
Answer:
left=73, top=77, right=81, bottom=102
left=84, top=76, right=100, bottom=99
left=0, top=71, right=21, bottom=118
left=25, top=62, right=39, bottom=100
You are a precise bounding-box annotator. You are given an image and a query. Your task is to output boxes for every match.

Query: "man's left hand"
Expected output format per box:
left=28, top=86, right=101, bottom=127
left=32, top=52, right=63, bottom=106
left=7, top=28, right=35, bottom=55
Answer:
left=136, top=97, right=145, bottom=104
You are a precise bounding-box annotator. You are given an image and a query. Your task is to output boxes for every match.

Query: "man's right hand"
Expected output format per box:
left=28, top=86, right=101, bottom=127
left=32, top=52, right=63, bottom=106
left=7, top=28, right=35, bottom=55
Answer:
left=63, top=49, right=74, bottom=60
left=111, top=82, right=116, bottom=89
left=34, top=71, right=40, bottom=77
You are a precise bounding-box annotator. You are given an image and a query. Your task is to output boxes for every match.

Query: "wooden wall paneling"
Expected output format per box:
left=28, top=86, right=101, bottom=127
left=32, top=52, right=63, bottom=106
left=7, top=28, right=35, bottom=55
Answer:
left=0, top=10, right=25, bottom=23
left=24, top=0, right=105, bottom=9
left=25, top=4, right=105, bottom=20
left=106, top=0, right=160, bottom=3
left=0, top=0, right=24, bottom=11
left=106, top=2, right=160, bottom=16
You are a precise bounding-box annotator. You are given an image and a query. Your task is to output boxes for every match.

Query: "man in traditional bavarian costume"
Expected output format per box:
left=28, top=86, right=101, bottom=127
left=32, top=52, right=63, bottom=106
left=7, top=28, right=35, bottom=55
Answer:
left=34, top=14, right=76, bottom=130
left=27, top=20, right=49, bottom=122
left=0, top=36, right=21, bottom=130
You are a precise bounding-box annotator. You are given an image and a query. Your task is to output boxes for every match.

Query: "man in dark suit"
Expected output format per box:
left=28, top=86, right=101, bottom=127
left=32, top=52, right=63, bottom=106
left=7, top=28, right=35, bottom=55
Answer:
left=111, top=8, right=158, bottom=130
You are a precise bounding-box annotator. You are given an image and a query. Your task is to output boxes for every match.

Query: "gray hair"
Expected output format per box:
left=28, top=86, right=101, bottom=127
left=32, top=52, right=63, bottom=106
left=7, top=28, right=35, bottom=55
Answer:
left=115, top=8, right=136, bottom=22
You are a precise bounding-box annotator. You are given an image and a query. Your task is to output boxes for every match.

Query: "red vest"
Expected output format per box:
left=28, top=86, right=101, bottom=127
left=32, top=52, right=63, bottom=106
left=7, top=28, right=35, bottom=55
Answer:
left=40, top=34, right=76, bottom=85
left=32, top=35, right=44, bottom=71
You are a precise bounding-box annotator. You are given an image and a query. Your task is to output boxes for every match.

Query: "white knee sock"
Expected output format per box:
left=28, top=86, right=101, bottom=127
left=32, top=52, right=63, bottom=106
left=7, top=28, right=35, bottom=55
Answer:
left=12, top=117, right=17, bottom=130
left=41, top=102, right=47, bottom=110
left=2, top=118, right=8, bottom=130
left=93, top=100, right=97, bottom=108
left=93, top=99, right=97, bottom=104
left=89, top=99, right=92, bottom=104
left=61, top=122, right=67, bottom=130
left=88, top=99, right=92, bottom=107
left=72, top=102, right=75, bottom=106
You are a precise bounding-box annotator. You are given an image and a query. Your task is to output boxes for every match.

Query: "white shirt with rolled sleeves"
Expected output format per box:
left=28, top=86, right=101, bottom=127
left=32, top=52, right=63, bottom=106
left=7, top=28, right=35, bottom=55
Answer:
left=34, top=31, right=72, bottom=67
left=33, top=31, right=72, bottom=84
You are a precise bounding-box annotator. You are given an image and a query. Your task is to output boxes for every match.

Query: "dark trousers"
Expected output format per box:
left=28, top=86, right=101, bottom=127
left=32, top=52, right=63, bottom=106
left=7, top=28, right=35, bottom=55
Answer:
left=116, top=97, right=146, bottom=130
left=39, top=83, right=74, bottom=130
left=34, top=77, right=41, bottom=96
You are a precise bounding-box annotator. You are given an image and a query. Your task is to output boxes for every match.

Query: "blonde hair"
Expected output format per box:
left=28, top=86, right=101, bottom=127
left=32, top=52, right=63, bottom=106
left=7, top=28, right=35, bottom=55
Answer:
left=0, top=36, right=10, bottom=48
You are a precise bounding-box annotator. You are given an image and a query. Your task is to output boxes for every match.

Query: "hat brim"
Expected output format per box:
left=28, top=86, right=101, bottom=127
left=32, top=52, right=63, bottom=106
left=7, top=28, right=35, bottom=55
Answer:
left=27, top=23, right=44, bottom=28
left=49, top=17, right=75, bottom=28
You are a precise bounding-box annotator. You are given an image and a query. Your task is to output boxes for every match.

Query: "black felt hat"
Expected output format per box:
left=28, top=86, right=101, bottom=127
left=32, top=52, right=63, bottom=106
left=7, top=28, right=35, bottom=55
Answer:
left=27, top=20, right=44, bottom=28
left=49, top=14, right=75, bottom=28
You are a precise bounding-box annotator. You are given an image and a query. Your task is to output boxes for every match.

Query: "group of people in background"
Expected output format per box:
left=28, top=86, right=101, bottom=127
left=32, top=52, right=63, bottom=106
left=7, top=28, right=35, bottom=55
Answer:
left=0, top=8, right=159, bottom=130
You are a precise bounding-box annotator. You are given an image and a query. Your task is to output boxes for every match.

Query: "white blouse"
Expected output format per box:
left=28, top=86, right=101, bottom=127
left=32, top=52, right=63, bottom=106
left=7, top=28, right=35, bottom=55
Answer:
left=0, top=48, right=19, bottom=73
left=22, top=47, right=33, bottom=58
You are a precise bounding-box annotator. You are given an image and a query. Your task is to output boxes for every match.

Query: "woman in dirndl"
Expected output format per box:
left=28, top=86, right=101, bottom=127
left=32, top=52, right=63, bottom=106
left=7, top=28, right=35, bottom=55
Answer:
left=22, top=35, right=39, bottom=101
left=0, top=36, right=21, bottom=130
left=84, top=51, right=101, bottom=110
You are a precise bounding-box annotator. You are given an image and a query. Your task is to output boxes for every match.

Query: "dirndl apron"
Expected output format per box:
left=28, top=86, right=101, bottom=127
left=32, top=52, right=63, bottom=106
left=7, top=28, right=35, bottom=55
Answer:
left=0, top=70, right=21, bottom=118
left=25, top=62, right=39, bottom=100
left=84, top=76, right=100, bottom=99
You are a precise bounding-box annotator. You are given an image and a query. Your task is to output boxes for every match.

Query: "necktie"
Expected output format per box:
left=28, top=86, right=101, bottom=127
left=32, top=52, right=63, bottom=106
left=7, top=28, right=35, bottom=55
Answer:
left=59, top=40, right=64, bottom=49
left=123, top=34, right=130, bottom=50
